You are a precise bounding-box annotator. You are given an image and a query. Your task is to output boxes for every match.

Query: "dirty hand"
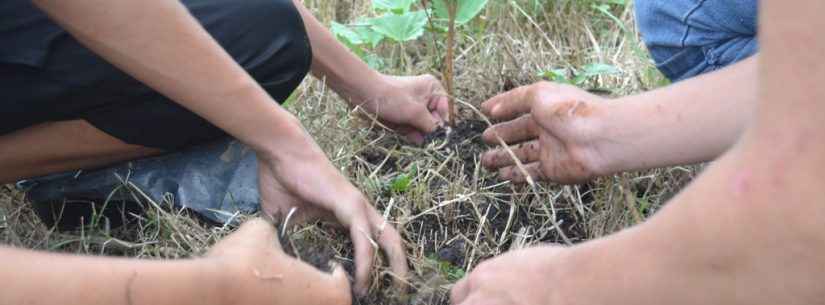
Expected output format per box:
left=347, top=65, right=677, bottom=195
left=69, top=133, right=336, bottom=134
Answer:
left=355, top=74, right=450, bottom=144
left=255, top=129, right=407, bottom=296
left=208, top=218, right=351, bottom=305
left=450, top=246, right=569, bottom=305
left=480, top=82, right=611, bottom=184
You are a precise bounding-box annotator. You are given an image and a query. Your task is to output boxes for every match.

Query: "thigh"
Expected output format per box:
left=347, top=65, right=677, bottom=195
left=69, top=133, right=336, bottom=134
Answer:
left=0, top=0, right=312, bottom=150
left=635, top=0, right=759, bottom=81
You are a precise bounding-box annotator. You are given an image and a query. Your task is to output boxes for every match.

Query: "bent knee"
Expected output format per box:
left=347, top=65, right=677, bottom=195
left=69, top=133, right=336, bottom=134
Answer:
left=194, top=0, right=312, bottom=101
left=635, top=0, right=758, bottom=81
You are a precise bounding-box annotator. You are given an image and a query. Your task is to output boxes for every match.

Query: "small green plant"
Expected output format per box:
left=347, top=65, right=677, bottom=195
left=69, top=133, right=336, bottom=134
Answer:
left=330, top=0, right=488, bottom=45
left=427, top=254, right=466, bottom=282
left=442, top=0, right=458, bottom=126
left=330, top=0, right=490, bottom=123
left=390, top=172, right=413, bottom=193
left=431, top=0, right=489, bottom=25
left=538, top=63, right=621, bottom=87
left=388, top=165, right=418, bottom=193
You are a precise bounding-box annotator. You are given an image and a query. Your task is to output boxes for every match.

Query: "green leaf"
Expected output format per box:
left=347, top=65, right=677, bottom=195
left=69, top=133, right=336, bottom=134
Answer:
left=432, top=0, right=489, bottom=24
left=638, top=197, right=652, bottom=214
left=331, top=22, right=385, bottom=47
left=353, top=26, right=385, bottom=48
left=426, top=254, right=466, bottom=282
left=602, top=0, right=627, bottom=6
left=363, top=53, right=385, bottom=70
left=368, top=11, right=428, bottom=42
left=538, top=68, right=571, bottom=84
left=373, top=0, right=416, bottom=14
left=390, top=173, right=412, bottom=193
left=572, top=63, right=620, bottom=85
left=331, top=21, right=364, bottom=45
left=592, top=3, right=628, bottom=33
left=389, top=165, right=418, bottom=193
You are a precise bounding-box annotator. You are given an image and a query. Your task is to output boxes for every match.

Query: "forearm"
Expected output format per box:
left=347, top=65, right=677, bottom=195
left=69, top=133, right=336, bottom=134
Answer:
left=562, top=139, right=825, bottom=304
left=0, top=247, right=222, bottom=305
left=31, top=0, right=305, bottom=155
left=291, top=0, right=388, bottom=105
left=598, top=56, right=758, bottom=173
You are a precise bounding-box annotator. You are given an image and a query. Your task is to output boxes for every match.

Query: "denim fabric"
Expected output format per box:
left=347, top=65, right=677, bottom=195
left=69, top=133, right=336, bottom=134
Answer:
left=635, top=0, right=759, bottom=81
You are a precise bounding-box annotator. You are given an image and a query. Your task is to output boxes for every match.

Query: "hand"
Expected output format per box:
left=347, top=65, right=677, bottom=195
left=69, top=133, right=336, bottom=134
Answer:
left=255, top=127, right=408, bottom=295
left=355, top=74, right=449, bottom=144
left=208, top=218, right=351, bottom=305
left=480, top=82, right=612, bottom=184
left=450, top=246, right=569, bottom=305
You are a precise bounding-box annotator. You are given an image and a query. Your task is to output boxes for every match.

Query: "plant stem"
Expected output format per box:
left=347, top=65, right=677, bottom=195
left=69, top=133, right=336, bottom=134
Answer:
left=444, top=0, right=457, bottom=126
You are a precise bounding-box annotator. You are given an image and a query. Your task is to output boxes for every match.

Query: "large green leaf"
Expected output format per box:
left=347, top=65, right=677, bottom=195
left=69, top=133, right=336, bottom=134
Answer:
left=432, top=0, right=489, bottom=24
left=353, top=26, right=385, bottom=48
left=331, top=21, right=385, bottom=48
left=331, top=21, right=363, bottom=45
left=373, top=0, right=416, bottom=13
left=368, top=11, right=428, bottom=42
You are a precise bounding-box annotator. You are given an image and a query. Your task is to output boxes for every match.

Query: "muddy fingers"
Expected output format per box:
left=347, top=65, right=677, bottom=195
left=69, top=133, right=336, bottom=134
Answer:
left=482, top=114, right=540, bottom=145
left=367, top=208, right=409, bottom=292
left=482, top=140, right=541, bottom=170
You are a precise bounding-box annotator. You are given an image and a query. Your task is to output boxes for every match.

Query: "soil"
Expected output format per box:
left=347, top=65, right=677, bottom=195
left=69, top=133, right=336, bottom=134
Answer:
left=341, top=114, right=589, bottom=304
left=424, top=119, right=488, bottom=167
left=281, top=231, right=339, bottom=272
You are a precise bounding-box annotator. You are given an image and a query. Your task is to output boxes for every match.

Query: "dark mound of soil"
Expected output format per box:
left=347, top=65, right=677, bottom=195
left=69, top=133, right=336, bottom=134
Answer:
left=281, top=232, right=339, bottom=272
left=335, top=116, right=590, bottom=305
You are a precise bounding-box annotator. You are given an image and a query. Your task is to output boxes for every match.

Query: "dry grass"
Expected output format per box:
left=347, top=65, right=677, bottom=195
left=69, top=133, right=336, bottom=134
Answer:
left=1, top=1, right=699, bottom=304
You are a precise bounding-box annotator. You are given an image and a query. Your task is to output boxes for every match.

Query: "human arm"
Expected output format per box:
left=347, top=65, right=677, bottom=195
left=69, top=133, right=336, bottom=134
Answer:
left=453, top=0, right=825, bottom=303
left=481, top=56, right=757, bottom=183
left=30, top=0, right=301, bottom=155
left=1, top=219, right=350, bottom=305
left=453, top=139, right=825, bottom=305
left=30, top=0, right=406, bottom=293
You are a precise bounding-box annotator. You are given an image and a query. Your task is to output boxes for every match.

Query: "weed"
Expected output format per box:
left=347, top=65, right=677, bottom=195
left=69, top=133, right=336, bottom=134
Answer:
left=426, top=254, right=466, bottom=282
left=389, top=165, right=418, bottom=193
left=538, top=63, right=621, bottom=88
left=330, top=0, right=489, bottom=122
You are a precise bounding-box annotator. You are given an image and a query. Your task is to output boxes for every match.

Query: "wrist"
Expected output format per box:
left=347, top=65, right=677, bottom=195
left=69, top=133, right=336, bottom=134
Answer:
left=249, top=116, right=319, bottom=162
left=146, top=258, right=228, bottom=305
left=198, top=257, right=243, bottom=305
left=554, top=229, right=667, bottom=304
left=346, top=72, right=395, bottom=108
left=586, top=97, right=646, bottom=175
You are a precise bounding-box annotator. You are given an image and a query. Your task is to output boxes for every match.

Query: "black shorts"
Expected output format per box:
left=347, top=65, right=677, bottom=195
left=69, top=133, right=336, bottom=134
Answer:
left=0, top=0, right=312, bottom=150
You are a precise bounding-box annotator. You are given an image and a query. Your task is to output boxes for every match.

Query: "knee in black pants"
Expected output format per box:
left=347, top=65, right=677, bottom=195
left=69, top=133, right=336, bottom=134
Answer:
left=206, top=0, right=314, bottom=102
left=85, top=0, right=315, bottom=150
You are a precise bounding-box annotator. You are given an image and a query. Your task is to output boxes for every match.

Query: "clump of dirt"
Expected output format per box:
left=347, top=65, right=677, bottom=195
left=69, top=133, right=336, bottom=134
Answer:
left=280, top=228, right=339, bottom=272
left=436, top=239, right=466, bottom=267
left=423, top=119, right=486, bottom=147
left=424, top=119, right=488, bottom=168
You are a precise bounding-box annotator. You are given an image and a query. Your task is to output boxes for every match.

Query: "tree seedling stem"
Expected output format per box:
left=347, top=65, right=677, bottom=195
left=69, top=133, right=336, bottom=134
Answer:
left=443, top=0, right=458, bottom=126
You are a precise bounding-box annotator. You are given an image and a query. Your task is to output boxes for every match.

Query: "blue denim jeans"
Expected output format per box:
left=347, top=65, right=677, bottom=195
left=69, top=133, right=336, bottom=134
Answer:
left=635, top=0, right=759, bottom=81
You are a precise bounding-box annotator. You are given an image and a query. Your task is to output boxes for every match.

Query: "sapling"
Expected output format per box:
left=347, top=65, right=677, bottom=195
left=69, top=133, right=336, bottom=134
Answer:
left=329, top=0, right=490, bottom=126
left=443, top=0, right=458, bottom=126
